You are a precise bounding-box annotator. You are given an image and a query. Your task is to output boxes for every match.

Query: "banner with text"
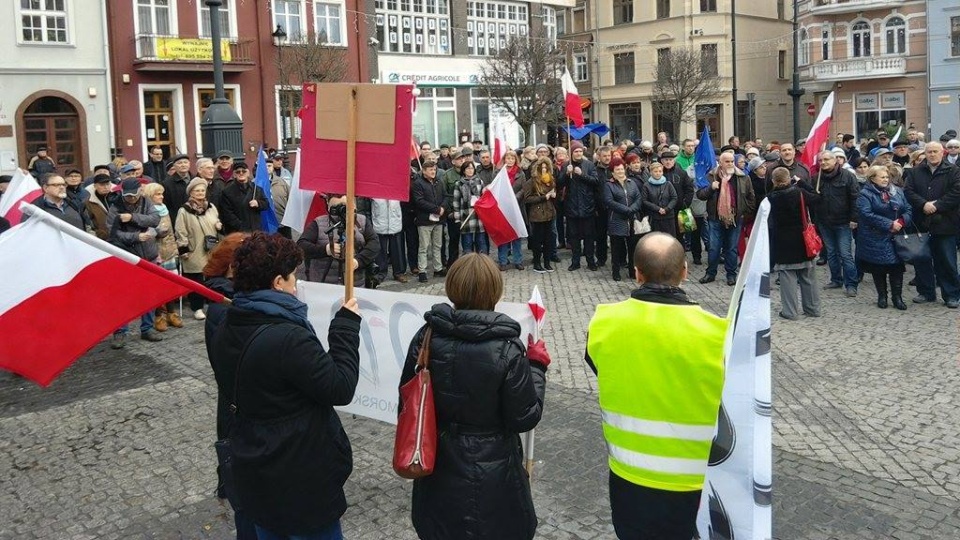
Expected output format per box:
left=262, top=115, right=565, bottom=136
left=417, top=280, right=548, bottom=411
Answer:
left=298, top=282, right=535, bottom=424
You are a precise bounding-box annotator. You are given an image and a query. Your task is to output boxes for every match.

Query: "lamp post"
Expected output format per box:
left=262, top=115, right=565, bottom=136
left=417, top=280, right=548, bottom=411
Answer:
left=787, top=0, right=805, bottom=142
left=200, top=0, right=243, bottom=159
left=271, top=24, right=291, bottom=150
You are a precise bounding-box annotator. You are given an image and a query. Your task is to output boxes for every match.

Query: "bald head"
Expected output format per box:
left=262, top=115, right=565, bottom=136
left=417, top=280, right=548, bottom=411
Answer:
left=633, top=232, right=688, bottom=286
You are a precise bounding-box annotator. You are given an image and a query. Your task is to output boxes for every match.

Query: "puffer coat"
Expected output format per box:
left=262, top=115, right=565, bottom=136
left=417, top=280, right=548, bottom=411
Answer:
left=297, top=214, right=380, bottom=285
left=400, top=304, right=546, bottom=540
left=856, top=182, right=913, bottom=266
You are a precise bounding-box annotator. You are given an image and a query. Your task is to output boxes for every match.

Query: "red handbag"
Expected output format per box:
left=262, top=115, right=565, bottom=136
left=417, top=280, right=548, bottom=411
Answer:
left=799, top=192, right=822, bottom=258
left=393, top=328, right=437, bottom=479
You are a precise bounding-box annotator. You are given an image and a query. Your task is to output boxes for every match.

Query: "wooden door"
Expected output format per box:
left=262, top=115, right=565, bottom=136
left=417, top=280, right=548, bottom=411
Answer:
left=22, top=97, right=82, bottom=171
left=143, top=91, right=176, bottom=159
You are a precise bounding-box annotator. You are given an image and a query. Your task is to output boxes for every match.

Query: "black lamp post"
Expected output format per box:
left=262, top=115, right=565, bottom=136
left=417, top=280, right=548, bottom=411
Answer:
left=200, top=0, right=243, bottom=159
left=272, top=25, right=289, bottom=150
left=787, top=0, right=805, bottom=142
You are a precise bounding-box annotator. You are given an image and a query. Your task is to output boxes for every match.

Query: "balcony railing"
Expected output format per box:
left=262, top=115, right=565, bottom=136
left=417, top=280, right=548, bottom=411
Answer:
left=807, top=0, right=905, bottom=15
left=811, top=57, right=905, bottom=81
left=133, top=34, right=254, bottom=64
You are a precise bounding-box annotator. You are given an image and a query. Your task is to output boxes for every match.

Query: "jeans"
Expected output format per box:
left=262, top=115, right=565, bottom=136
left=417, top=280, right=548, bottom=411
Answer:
left=417, top=224, right=444, bottom=273
left=376, top=232, right=404, bottom=280
left=914, top=234, right=960, bottom=301
left=820, top=224, right=858, bottom=289
left=461, top=231, right=488, bottom=254
left=497, top=238, right=523, bottom=265
left=706, top=219, right=741, bottom=279
left=254, top=520, right=342, bottom=540
left=566, top=216, right=596, bottom=265
left=115, top=310, right=156, bottom=336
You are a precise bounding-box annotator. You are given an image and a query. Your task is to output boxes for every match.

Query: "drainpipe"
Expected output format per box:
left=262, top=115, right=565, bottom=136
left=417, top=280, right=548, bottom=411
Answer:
left=100, top=0, right=118, bottom=160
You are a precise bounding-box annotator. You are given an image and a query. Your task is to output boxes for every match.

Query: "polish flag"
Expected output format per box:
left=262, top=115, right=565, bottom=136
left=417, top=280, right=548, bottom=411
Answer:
left=473, top=166, right=528, bottom=245
left=281, top=160, right=328, bottom=233
left=410, top=136, right=421, bottom=162
left=490, top=117, right=507, bottom=165
left=561, top=67, right=584, bottom=128
left=0, top=203, right=225, bottom=386
left=527, top=285, right=546, bottom=340
left=0, top=169, right=42, bottom=225
left=800, top=91, right=835, bottom=172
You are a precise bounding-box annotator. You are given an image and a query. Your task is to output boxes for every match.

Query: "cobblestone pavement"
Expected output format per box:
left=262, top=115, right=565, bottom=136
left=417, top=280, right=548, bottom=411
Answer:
left=1, top=249, right=958, bottom=539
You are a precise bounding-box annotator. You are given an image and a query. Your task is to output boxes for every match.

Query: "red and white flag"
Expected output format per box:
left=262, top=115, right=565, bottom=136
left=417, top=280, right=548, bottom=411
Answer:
left=281, top=159, right=328, bottom=233
left=473, top=166, right=528, bottom=245
left=527, top=285, right=546, bottom=340
left=561, top=67, right=585, bottom=128
left=490, top=116, right=508, bottom=166
left=0, top=203, right=225, bottom=386
left=800, top=91, right=835, bottom=172
left=0, top=169, right=42, bottom=225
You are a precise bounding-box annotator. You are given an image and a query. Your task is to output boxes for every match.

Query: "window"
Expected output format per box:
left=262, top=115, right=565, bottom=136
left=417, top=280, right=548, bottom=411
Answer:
left=572, top=8, right=585, bottom=33
left=614, top=0, right=633, bottom=25
left=614, top=52, right=635, bottom=85
left=542, top=6, right=557, bottom=46
left=274, top=0, right=304, bottom=41
left=137, top=0, right=171, bottom=36
left=953, top=17, right=960, bottom=57
left=700, top=0, right=716, bottom=13
left=277, top=87, right=303, bottom=148
left=778, top=50, right=786, bottom=79
left=777, top=0, right=785, bottom=20
left=573, top=52, right=588, bottom=82
left=798, top=29, right=809, bottom=65
left=696, top=104, right=722, bottom=145
left=700, top=44, right=717, bottom=76
left=821, top=26, right=830, bottom=61
left=19, top=0, right=69, bottom=43
left=657, top=0, right=670, bottom=19
left=315, top=1, right=345, bottom=45
left=415, top=87, right=457, bottom=147
left=466, top=0, right=527, bottom=57
left=884, top=17, right=905, bottom=55
left=609, top=103, right=642, bottom=142
left=854, top=92, right=905, bottom=142
left=657, top=47, right=671, bottom=79
left=556, top=9, right=565, bottom=36
left=198, top=88, right=237, bottom=120
left=376, top=0, right=450, bottom=54
left=201, top=0, right=233, bottom=38
left=851, top=20, right=871, bottom=58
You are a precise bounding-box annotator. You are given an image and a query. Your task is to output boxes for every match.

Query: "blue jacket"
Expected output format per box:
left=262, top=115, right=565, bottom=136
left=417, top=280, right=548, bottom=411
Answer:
left=856, top=182, right=913, bottom=266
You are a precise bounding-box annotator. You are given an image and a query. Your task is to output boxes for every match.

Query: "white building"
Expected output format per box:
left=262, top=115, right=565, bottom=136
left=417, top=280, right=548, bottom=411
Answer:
left=0, top=0, right=114, bottom=174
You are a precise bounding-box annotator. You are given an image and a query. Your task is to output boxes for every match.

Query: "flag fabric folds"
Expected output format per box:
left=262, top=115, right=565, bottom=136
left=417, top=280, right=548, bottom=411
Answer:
left=694, top=127, right=718, bottom=190
left=473, top=167, right=528, bottom=245
left=0, top=203, right=225, bottom=386
left=0, top=169, right=41, bottom=224
left=280, top=159, right=328, bottom=233
left=527, top=285, right=546, bottom=340
left=561, top=67, right=585, bottom=128
left=490, top=117, right=507, bottom=165
left=254, top=147, right=280, bottom=233
left=800, top=91, right=835, bottom=172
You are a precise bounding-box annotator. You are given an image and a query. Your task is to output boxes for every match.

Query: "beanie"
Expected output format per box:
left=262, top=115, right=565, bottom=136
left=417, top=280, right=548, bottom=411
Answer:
left=570, top=140, right=585, bottom=152
left=187, top=177, right=207, bottom=195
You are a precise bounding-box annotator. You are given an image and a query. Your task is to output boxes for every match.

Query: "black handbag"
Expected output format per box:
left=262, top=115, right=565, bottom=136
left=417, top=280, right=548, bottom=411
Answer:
left=204, top=235, right=220, bottom=252
left=214, top=324, right=269, bottom=509
left=892, top=225, right=931, bottom=264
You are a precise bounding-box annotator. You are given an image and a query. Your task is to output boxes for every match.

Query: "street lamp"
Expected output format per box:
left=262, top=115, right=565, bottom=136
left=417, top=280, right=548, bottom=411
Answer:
left=271, top=24, right=287, bottom=46
left=200, top=0, right=243, bottom=159
left=272, top=24, right=291, bottom=150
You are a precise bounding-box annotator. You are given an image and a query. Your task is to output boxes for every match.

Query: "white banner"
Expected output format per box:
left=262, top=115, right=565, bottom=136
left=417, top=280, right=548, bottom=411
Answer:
left=696, top=199, right=773, bottom=539
left=297, top=282, right=535, bottom=424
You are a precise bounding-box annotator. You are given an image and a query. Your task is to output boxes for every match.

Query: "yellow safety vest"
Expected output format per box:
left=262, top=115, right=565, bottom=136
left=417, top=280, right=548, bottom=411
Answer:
left=587, top=298, right=727, bottom=492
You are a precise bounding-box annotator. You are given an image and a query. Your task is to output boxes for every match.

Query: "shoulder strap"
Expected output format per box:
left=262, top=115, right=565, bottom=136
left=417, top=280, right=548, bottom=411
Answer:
left=231, top=324, right=272, bottom=415
left=799, top=190, right=810, bottom=227
left=416, top=328, right=433, bottom=371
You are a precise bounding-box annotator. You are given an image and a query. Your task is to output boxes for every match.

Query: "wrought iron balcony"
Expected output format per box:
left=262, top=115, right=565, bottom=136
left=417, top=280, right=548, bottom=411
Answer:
left=132, top=34, right=255, bottom=70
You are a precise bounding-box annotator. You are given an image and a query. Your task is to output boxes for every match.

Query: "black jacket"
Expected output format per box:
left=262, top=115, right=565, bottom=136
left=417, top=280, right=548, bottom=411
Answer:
left=813, top=167, right=860, bottom=226
left=767, top=184, right=820, bottom=265
left=904, top=160, right=960, bottom=235
left=143, top=159, right=166, bottom=186
left=211, top=305, right=361, bottom=536
left=662, top=166, right=695, bottom=209
left=400, top=304, right=546, bottom=540
left=219, top=180, right=268, bottom=234
left=411, top=175, right=447, bottom=226
left=160, top=173, right=190, bottom=225
left=558, top=158, right=601, bottom=218
left=203, top=276, right=236, bottom=441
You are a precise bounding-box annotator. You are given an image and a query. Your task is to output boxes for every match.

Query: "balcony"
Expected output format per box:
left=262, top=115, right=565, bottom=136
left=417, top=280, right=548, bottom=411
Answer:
left=132, top=34, right=256, bottom=72
left=806, top=0, right=905, bottom=16
left=810, top=57, right=906, bottom=81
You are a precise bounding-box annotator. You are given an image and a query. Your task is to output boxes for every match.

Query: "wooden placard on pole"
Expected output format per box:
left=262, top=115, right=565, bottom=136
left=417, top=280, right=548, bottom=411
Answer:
left=343, top=86, right=359, bottom=300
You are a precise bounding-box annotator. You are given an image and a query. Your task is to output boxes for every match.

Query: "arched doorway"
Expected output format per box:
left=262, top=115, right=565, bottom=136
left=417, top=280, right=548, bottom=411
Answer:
left=19, top=95, right=84, bottom=173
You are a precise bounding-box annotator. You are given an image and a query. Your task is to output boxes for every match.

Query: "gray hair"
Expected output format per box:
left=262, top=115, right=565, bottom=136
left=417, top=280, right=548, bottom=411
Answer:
left=196, top=157, right=214, bottom=169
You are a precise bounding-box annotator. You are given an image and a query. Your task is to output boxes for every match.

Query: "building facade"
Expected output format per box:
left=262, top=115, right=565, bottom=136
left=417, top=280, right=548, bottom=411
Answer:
left=928, top=0, right=960, bottom=139
left=1, top=0, right=114, bottom=174
left=576, top=0, right=793, bottom=145
left=374, top=0, right=573, bottom=148
left=105, top=0, right=373, bottom=165
left=797, top=0, right=927, bottom=143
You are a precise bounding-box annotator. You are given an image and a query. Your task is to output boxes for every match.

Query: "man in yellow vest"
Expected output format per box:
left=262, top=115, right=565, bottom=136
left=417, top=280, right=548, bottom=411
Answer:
left=586, top=232, right=727, bottom=539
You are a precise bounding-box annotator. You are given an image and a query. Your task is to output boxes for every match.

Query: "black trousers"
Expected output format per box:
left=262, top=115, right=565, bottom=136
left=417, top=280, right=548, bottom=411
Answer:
left=595, top=212, right=609, bottom=264
left=529, top=221, right=556, bottom=264
left=690, top=216, right=708, bottom=261
left=567, top=216, right=596, bottom=265
left=871, top=268, right=905, bottom=298
left=609, top=471, right=702, bottom=540
left=376, top=233, right=404, bottom=279
left=610, top=234, right=639, bottom=275
left=183, top=272, right=206, bottom=311
left=401, top=214, right=418, bottom=272
left=445, top=219, right=460, bottom=268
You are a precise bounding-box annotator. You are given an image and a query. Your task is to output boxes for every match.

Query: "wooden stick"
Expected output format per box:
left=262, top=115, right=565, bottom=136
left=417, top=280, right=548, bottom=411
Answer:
left=344, top=86, right=359, bottom=301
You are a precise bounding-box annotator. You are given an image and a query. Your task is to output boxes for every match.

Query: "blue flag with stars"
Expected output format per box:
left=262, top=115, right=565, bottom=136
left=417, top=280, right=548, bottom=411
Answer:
left=254, top=146, right=280, bottom=233
left=694, top=127, right=717, bottom=190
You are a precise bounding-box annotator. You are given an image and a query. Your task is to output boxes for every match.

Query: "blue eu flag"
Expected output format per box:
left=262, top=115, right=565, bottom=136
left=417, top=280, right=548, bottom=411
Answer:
left=693, top=127, right=717, bottom=190
left=254, top=147, right=280, bottom=233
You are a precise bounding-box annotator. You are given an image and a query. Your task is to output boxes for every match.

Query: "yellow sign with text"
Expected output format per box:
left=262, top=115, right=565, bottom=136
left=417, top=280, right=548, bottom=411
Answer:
left=154, top=37, right=231, bottom=62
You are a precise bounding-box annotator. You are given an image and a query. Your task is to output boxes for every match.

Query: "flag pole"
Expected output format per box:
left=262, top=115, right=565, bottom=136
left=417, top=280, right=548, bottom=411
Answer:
left=344, top=85, right=359, bottom=301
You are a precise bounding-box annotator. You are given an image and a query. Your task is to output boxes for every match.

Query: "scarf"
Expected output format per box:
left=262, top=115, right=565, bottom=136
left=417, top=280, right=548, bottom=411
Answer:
left=232, top=289, right=315, bottom=334
left=154, top=204, right=169, bottom=217
left=218, top=167, right=233, bottom=182
left=506, top=164, right=520, bottom=182
left=717, top=168, right=736, bottom=226
left=537, top=171, right=554, bottom=190
left=185, top=198, right=209, bottom=214
left=647, top=176, right=666, bottom=186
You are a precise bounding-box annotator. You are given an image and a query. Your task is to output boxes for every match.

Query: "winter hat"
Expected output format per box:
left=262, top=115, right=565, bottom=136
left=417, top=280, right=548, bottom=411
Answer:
left=832, top=147, right=846, bottom=159
left=187, top=177, right=207, bottom=195
left=570, top=140, right=585, bottom=152
left=748, top=157, right=765, bottom=171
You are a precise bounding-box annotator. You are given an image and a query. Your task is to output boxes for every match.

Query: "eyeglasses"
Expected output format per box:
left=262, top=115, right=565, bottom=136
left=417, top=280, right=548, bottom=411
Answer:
left=947, top=146, right=960, bottom=150
left=45, top=183, right=67, bottom=187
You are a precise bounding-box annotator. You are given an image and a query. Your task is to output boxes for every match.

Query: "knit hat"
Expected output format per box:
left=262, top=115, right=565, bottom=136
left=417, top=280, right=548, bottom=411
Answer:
left=187, top=177, right=207, bottom=195
left=570, top=140, right=585, bottom=152
left=832, top=147, right=846, bottom=159
left=748, top=156, right=765, bottom=171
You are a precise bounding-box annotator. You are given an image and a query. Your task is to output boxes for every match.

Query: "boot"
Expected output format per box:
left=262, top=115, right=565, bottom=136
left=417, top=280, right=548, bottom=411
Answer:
left=890, top=272, right=907, bottom=311
left=167, top=306, right=183, bottom=328
left=873, top=273, right=888, bottom=309
left=154, top=309, right=169, bottom=332
left=532, top=253, right=546, bottom=273
left=612, top=266, right=621, bottom=281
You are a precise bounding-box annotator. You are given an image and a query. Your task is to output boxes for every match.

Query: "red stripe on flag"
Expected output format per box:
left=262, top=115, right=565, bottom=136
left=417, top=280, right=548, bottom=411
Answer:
left=473, top=191, right=519, bottom=246
left=565, top=93, right=584, bottom=129
left=528, top=303, right=546, bottom=322
left=1, top=190, right=40, bottom=224
left=0, top=257, right=206, bottom=386
left=134, top=259, right=225, bottom=303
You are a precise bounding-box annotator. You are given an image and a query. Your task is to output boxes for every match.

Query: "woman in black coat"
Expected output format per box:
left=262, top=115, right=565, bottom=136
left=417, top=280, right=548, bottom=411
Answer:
left=602, top=157, right=643, bottom=281
left=767, top=167, right=821, bottom=320
left=400, top=254, right=550, bottom=540
left=641, top=162, right=679, bottom=237
left=210, top=232, right=361, bottom=539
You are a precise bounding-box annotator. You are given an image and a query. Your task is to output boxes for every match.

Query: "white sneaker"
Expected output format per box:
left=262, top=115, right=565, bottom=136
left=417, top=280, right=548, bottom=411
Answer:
left=193, top=309, right=206, bottom=320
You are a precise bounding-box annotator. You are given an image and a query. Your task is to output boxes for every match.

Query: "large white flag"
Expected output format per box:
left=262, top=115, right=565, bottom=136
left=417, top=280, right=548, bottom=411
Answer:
left=696, top=198, right=773, bottom=540
left=280, top=157, right=326, bottom=233
left=0, top=169, right=41, bottom=225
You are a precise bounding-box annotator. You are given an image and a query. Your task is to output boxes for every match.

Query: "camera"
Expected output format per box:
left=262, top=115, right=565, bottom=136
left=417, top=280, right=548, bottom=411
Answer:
left=328, top=203, right=348, bottom=222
